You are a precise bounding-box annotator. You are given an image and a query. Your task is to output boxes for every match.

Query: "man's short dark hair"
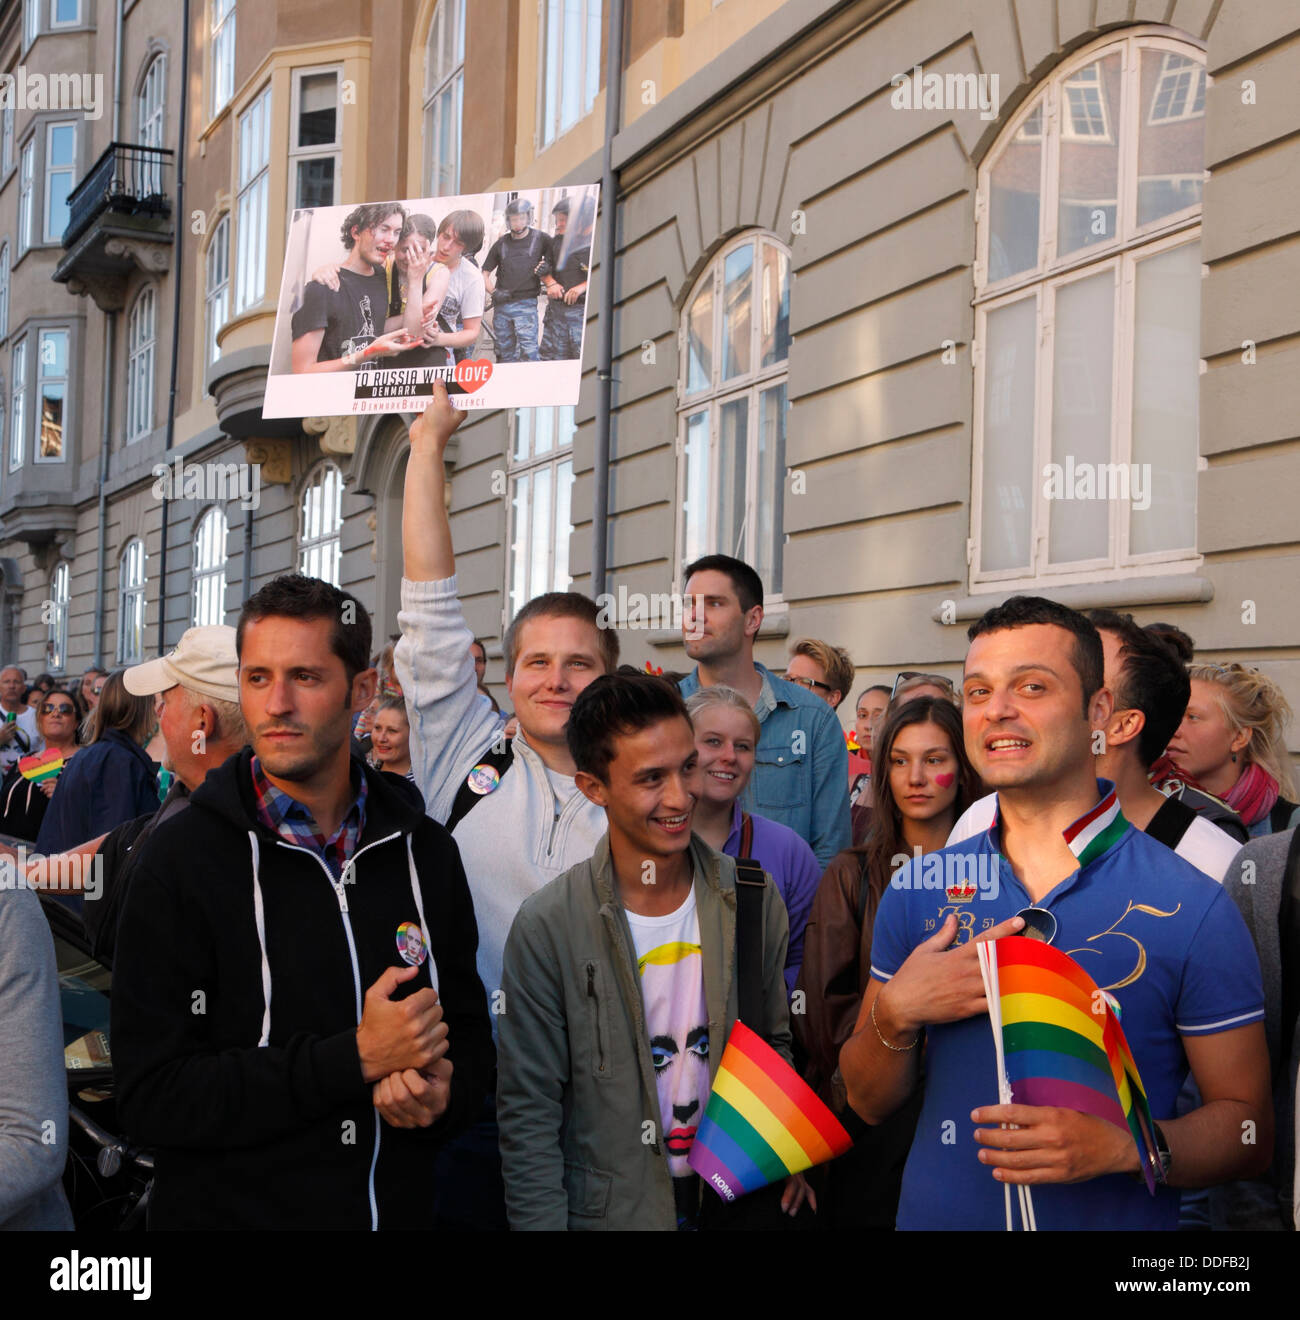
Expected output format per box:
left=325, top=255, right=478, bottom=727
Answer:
left=1086, top=609, right=1191, bottom=768
left=237, top=574, right=372, bottom=685
left=1145, top=621, right=1195, bottom=664
left=567, top=673, right=690, bottom=783
left=502, top=592, right=618, bottom=676
left=683, top=555, right=764, bottom=614
left=439, top=209, right=485, bottom=257
left=967, top=595, right=1103, bottom=717
left=340, top=202, right=406, bottom=251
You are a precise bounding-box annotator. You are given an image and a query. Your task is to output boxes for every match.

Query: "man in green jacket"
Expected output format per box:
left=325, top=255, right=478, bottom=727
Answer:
left=497, top=672, right=811, bottom=1229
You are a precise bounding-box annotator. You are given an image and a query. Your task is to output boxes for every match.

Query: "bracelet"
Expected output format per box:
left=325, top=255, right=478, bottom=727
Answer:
left=871, top=996, right=919, bottom=1052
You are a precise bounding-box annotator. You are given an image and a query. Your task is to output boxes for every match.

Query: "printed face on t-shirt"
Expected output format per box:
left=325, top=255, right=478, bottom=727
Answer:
left=640, top=946, right=709, bottom=1177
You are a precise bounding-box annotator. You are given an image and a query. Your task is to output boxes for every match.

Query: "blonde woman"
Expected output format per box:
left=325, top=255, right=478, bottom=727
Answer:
left=1166, top=663, right=1299, bottom=838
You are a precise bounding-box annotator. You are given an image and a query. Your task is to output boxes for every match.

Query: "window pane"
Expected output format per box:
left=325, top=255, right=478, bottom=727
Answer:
left=46, top=171, right=72, bottom=239
left=720, top=244, right=753, bottom=380
left=682, top=411, right=709, bottom=569
left=1130, top=241, right=1199, bottom=555
left=529, top=464, right=553, bottom=601
left=514, top=409, right=532, bottom=462
left=534, top=407, right=554, bottom=455
left=295, top=157, right=335, bottom=209
left=510, top=471, right=530, bottom=616
left=1137, top=50, right=1204, bottom=227
left=756, top=384, right=786, bottom=595
left=1057, top=53, right=1121, bottom=258
left=40, top=384, right=64, bottom=459
left=48, top=124, right=74, bottom=165
left=989, top=101, right=1042, bottom=281
left=554, top=459, right=573, bottom=592
left=685, top=284, right=712, bottom=394
left=979, top=297, right=1036, bottom=572
left=1048, top=271, right=1113, bottom=564
left=584, top=0, right=601, bottom=114
left=717, top=397, right=749, bottom=560
left=542, top=0, right=560, bottom=145
left=40, top=329, right=67, bottom=377
left=297, top=72, right=338, bottom=148
left=758, top=244, right=790, bottom=368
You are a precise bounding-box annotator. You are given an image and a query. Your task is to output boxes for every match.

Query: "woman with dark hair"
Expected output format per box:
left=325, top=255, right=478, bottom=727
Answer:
left=795, top=696, right=982, bottom=1228
left=34, top=670, right=160, bottom=865
left=0, top=689, right=82, bottom=841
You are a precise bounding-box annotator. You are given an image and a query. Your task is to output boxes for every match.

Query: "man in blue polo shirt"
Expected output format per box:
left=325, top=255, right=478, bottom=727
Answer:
left=840, top=596, right=1270, bottom=1230
left=676, top=554, right=849, bottom=868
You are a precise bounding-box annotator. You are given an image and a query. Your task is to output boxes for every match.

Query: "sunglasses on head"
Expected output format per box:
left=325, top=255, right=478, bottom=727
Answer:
left=890, top=671, right=956, bottom=701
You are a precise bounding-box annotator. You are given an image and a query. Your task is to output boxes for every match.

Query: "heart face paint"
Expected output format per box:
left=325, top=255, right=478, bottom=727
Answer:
left=934, top=772, right=955, bottom=788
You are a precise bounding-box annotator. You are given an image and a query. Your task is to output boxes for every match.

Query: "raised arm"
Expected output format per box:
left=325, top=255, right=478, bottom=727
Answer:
left=403, top=383, right=465, bottom=582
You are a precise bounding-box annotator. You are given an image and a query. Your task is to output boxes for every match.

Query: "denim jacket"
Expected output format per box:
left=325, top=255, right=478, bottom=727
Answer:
left=679, top=664, right=850, bottom=867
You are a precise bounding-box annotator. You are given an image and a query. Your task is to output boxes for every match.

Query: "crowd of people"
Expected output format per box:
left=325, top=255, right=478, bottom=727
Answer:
left=1, top=380, right=1297, bottom=1233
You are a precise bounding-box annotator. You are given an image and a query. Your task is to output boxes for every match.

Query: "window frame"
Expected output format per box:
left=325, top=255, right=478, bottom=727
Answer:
left=138, top=51, right=167, bottom=154
left=47, top=560, right=69, bottom=674
left=210, top=0, right=236, bottom=121
left=672, top=229, right=792, bottom=602
left=8, top=337, right=25, bottom=473
left=22, top=0, right=39, bottom=50
left=0, top=242, right=10, bottom=342
left=42, top=119, right=76, bottom=245
left=49, top=0, right=81, bottom=30
left=287, top=64, right=342, bottom=218
left=536, top=0, right=602, bottom=151
left=2, top=87, right=14, bottom=176
left=504, top=405, right=577, bottom=621
left=423, top=0, right=465, bottom=195
left=234, top=84, right=271, bottom=315
left=191, top=506, right=229, bottom=627
left=34, top=325, right=70, bottom=464
left=18, top=138, right=34, bottom=252
left=969, top=30, right=1206, bottom=591
left=204, top=213, right=230, bottom=365
left=297, top=459, right=344, bottom=587
left=117, top=537, right=147, bottom=666
left=126, top=285, right=157, bottom=443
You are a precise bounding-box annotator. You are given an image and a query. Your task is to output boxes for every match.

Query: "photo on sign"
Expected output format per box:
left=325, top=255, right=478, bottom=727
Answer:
left=261, top=183, right=599, bottom=418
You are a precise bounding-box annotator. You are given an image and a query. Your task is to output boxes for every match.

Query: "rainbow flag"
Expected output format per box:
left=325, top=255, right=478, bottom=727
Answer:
left=18, top=748, right=64, bottom=782
left=979, top=936, right=1159, bottom=1196
left=688, top=1021, right=852, bottom=1201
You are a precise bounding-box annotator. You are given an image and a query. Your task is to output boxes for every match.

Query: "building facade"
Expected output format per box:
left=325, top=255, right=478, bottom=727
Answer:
left=0, top=0, right=1295, bottom=762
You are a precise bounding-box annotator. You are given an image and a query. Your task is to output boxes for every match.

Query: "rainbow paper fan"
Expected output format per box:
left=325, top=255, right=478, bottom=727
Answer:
left=688, top=1021, right=852, bottom=1201
left=18, top=748, right=64, bottom=782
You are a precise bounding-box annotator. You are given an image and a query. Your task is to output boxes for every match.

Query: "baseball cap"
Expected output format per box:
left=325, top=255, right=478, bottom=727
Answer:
left=123, top=625, right=240, bottom=705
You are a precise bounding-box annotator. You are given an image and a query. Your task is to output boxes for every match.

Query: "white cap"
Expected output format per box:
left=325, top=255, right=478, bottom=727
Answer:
left=123, top=625, right=240, bottom=705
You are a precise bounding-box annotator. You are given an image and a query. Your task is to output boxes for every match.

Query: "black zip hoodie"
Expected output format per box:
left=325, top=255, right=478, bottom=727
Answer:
left=110, top=747, right=493, bottom=1230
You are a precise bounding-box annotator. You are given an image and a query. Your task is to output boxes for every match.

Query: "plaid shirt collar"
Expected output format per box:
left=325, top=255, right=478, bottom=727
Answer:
left=250, top=754, right=368, bottom=881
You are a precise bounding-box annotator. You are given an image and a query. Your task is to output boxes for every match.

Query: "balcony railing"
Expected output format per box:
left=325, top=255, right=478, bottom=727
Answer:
left=61, top=142, right=174, bottom=249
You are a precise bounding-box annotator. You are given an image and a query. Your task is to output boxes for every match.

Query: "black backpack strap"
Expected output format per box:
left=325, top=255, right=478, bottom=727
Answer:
left=1145, top=795, right=1199, bottom=852
left=1278, top=829, right=1300, bottom=1063
left=1271, top=798, right=1297, bottom=834
left=446, top=739, right=514, bottom=832
left=733, top=857, right=767, bottom=1029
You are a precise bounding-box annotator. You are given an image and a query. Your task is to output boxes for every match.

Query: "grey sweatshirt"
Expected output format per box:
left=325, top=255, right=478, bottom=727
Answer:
left=394, top=576, right=608, bottom=1015
left=0, top=884, right=73, bottom=1229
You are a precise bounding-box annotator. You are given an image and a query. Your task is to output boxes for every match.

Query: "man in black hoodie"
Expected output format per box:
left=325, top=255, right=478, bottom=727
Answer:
left=111, top=575, right=493, bottom=1229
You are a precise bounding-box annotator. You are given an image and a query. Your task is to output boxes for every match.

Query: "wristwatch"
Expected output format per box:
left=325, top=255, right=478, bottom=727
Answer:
left=1151, top=1122, right=1172, bottom=1186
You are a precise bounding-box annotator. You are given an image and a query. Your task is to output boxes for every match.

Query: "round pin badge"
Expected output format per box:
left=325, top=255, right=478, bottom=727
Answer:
left=396, top=921, right=427, bottom=967
left=466, top=763, right=500, bottom=796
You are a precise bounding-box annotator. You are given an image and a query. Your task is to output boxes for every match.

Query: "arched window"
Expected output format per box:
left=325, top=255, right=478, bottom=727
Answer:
left=423, top=0, right=465, bottom=195
left=118, top=538, right=147, bottom=664
left=298, top=461, right=343, bottom=586
left=676, top=231, right=791, bottom=595
left=138, top=52, right=166, bottom=195
left=205, top=214, right=230, bottom=365
left=0, top=241, right=10, bottom=341
left=127, top=286, right=156, bottom=442
left=47, top=560, right=69, bottom=672
left=972, top=30, right=1204, bottom=587
left=192, top=507, right=228, bottom=626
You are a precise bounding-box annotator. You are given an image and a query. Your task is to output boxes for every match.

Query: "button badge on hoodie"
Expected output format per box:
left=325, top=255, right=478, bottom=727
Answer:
left=396, top=922, right=427, bottom=966
left=466, top=763, right=500, bottom=795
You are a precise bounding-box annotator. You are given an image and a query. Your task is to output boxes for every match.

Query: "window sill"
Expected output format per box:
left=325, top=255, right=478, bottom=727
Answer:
left=935, top=573, right=1213, bottom=623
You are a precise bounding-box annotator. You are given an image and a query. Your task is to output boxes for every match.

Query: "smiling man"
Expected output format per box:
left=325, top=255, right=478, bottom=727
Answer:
left=840, top=595, right=1271, bottom=1230
left=497, top=673, right=802, bottom=1230
left=393, top=382, right=618, bottom=1228
left=111, top=574, right=492, bottom=1229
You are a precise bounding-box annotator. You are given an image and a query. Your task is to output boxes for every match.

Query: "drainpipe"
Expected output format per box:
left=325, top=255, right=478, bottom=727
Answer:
left=91, top=0, right=126, bottom=667
left=591, top=0, right=625, bottom=599
left=157, top=0, right=190, bottom=654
